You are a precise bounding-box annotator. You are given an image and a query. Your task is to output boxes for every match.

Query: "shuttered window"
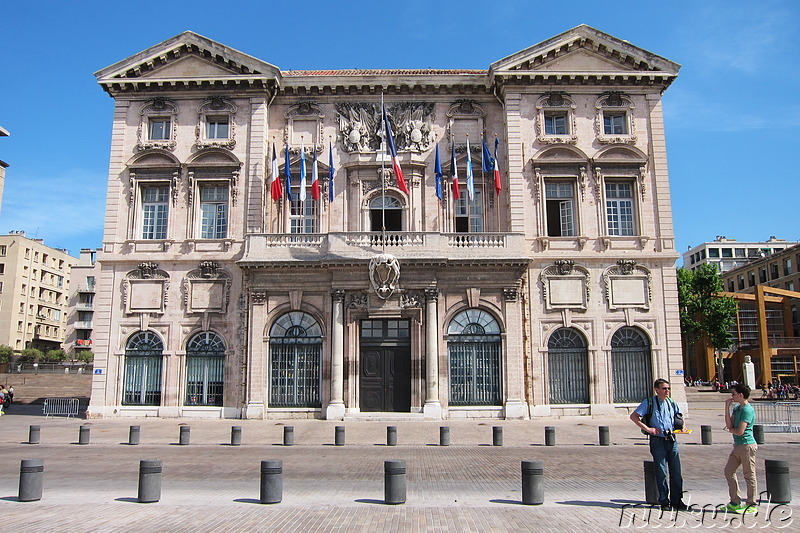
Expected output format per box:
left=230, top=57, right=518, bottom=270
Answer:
left=611, top=327, right=652, bottom=403
left=548, top=328, right=589, bottom=404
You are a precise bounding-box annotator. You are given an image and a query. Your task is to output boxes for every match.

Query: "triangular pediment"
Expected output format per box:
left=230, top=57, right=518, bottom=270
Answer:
left=490, top=24, right=679, bottom=75
left=95, top=31, right=280, bottom=84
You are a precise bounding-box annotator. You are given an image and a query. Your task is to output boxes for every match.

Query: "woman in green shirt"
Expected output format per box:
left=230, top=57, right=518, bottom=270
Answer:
left=723, top=383, right=757, bottom=514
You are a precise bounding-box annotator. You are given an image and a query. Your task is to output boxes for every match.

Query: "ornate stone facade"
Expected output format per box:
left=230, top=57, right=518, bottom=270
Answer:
left=88, top=25, right=685, bottom=420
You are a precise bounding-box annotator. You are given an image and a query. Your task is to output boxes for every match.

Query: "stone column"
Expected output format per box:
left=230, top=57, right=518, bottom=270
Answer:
left=503, top=287, right=528, bottom=419
left=423, top=289, right=442, bottom=419
left=325, top=289, right=346, bottom=420
left=243, top=289, right=267, bottom=419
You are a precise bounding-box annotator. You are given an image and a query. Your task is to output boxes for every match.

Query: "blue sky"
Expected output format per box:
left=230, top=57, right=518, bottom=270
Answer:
left=1, top=0, right=798, bottom=262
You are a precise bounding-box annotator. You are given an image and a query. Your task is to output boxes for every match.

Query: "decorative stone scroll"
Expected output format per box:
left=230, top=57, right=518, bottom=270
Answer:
left=195, top=97, right=237, bottom=149
left=535, top=92, right=578, bottom=145
left=595, top=92, right=637, bottom=145
left=539, top=260, right=590, bottom=311
left=369, top=253, right=401, bottom=300
left=122, top=263, right=170, bottom=315
left=182, top=262, right=232, bottom=314
left=137, top=98, right=178, bottom=152
left=602, top=260, right=652, bottom=310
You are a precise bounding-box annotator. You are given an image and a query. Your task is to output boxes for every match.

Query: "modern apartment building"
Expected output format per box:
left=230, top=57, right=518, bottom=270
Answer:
left=682, top=236, right=797, bottom=272
left=0, top=231, right=76, bottom=352
left=0, top=124, right=8, bottom=216
left=88, top=26, right=685, bottom=419
left=64, top=248, right=99, bottom=356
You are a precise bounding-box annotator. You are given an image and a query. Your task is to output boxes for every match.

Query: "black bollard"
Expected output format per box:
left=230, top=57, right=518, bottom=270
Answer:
left=79, top=425, right=90, bottom=445
left=18, top=459, right=44, bottom=502
left=260, top=460, right=283, bottom=504
left=545, top=426, right=556, bottom=446
left=387, top=426, right=397, bottom=446
left=138, top=460, right=162, bottom=503
left=643, top=460, right=659, bottom=505
left=493, top=426, right=503, bottom=446
left=701, top=425, right=712, bottom=445
left=384, top=460, right=406, bottom=504
left=129, top=426, right=141, bottom=446
left=439, top=426, right=450, bottom=447
left=521, top=460, right=544, bottom=505
left=283, top=426, right=294, bottom=446
left=765, top=459, right=791, bottom=504
left=335, top=426, right=345, bottom=446
left=599, top=426, right=610, bottom=446
left=753, top=424, right=765, bottom=445
left=28, top=425, right=40, bottom=445
left=231, top=426, right=242, bottom=446
left=179, top=425, right=190, bottom=446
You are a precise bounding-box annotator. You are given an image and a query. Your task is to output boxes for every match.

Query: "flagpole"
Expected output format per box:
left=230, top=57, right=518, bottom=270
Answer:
left=327, top=135, right=332, bottom=233
left=380, top=93, right=386, bottom=252
left=495, top=132, right=501, bottom=233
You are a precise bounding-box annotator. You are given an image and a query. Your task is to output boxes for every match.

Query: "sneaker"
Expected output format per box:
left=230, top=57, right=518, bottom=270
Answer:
left=739, top=504, right=757, bottom=514
left=723, top=503, right=743, bottom=513
left=671, top=501, right=689, bottom=511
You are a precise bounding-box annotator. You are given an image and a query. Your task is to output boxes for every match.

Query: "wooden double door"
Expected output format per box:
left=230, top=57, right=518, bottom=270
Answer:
left=359, top=319, right=411, bottom=412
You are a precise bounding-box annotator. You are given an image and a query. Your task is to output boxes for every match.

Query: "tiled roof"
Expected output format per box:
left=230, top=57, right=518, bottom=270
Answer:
left=283, top=69, right=487, bottom=77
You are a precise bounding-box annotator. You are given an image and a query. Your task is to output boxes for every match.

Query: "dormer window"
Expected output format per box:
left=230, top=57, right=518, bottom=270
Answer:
left=137, top=99, right=178, bottom=151
left=595, top=93, right=636, bottom=144
left=196, top=97, right=237, bottom=149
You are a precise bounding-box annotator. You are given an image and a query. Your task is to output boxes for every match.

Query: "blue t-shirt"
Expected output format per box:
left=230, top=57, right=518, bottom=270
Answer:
left=732, top=403, right=756, bottom=445
left=635, top=396, right=680, bottom=435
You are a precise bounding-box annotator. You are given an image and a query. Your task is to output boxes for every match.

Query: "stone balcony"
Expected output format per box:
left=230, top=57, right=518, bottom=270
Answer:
left=239, top=232, right=530, bottom=267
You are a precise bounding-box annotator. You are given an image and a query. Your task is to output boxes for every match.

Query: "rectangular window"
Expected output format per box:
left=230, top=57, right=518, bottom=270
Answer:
left=727, top=280, right=735, bottom=292
left=784, top=259, right=792, bottom=276
left=771, top=263, right=780, bottom=280
left=199, top=185, right=229, bottom=239
left=288, top=186, right=318, bottom=234
left=544, top=113, right=568, bottom=135
left=603, top=113, right=627, bottom=135
left=141, top=186, right=169, bottom=239
left=148, top=118, right=171, bottom=141
left=787, top=281, right=795, bottom=292
left=722, top=248, right=733, bottom=258
left=0, top=263, right=4, bottom=274
left=0, top=245, right=6, bottom=256
left=748, top=271, right=755, bottom=287
left=759, top=268, right=767, bottom=283
left=708, top=248, right=720, bottom=258
left=545, top=182, right=576, bottom=237
left=738, top=276, right=745, bottom=290
left=206, top=116, right=230, bottom=139
left=605, top=182, right=635, bottom=236
left=735, top=248, right=746, bottom=258
left=700, top=249, right=707, bottom=259
left=454, top=190, right=484, bottom=233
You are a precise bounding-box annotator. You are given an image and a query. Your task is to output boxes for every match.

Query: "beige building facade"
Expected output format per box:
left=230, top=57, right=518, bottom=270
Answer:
left=89, top=26, right=685, bottom=419
left=0, top=231, right=75, bottom=353
left=64, top=248, right=99, bottom=357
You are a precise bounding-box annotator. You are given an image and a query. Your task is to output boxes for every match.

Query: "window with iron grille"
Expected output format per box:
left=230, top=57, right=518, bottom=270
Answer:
left=611, top=327, right=652, bottom=403
left=547, top=328, right=589, bottom=404
left=447, top=309, right=502, bottom=406
left=185, top=332, right=225, bottom=406
left=269, top=312, right=322, bottom=407
left=123, top=331, right=163, bottom=406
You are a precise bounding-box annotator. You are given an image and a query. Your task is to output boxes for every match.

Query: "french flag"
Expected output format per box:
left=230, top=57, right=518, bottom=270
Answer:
left=493, top=136, right=502, bottom=196
left=450, top=142, right=460, bottom=200
left=270, top=143, right=282, bottom=202
left=311, top=149, right=321, bottom=201
left=383, top=106, right=408, bottom=193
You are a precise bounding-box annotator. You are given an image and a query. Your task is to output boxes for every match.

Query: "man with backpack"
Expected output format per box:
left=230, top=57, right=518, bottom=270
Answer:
left=630, top=378, right=687, bottom=510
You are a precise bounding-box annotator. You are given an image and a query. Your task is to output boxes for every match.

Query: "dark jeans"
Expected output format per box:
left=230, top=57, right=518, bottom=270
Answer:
left=649, top=436, right=683, bottom=505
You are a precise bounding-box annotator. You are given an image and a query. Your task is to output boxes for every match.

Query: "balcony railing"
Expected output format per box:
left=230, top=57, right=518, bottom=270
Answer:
left=242, top=232, right=528, bottom=265
left=76, top=302, right=94, bottom=311
left=75, top=321, right=93, bottom=330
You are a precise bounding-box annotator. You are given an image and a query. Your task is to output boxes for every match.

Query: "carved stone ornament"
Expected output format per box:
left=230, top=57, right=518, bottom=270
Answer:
left=446, top=100, right=487, bottom=144
left=424, top=288, right=439, bottom=302
left=369, top=253, right=401, bottom=300
left=336, top=102, right=434, bottom=153
left=535, top=93, right=578, bottom=145
left=332, top=289, right=346, bottom=303
left=182, top=263, right=232, bottom=314
left=362, top=168, right=406, bottom=195
left=401, top=292, right=422, bottom=309
left=122, top=264, right=170, bottom=314
left=348, top=294, right=369, bottom=309
left=195, top=97, right=237, bottom=150
left=539, top=262, right=591, bottom=311
left=138, top=262, right=159, bottom=279
left=602, top=261, right=653, bottom=310
left=250, top=289, right=268, bottom=305
left=286, top=102, right=325, bottom=153
left=137, top=98, right=178, bottom=152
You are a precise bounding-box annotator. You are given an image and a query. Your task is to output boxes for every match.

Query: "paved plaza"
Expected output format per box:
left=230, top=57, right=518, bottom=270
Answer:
left=0, top=389, right=798, bottom=532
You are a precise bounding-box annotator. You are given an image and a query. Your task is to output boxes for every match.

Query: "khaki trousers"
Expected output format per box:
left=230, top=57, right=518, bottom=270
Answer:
left=724, top=443, right=758, bottom=505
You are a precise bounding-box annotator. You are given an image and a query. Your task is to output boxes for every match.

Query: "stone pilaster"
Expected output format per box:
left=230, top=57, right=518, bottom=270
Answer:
left=423, top=288, right=442, bottom=419
left=503, top=287, right=528, bottom=419
left=325, top=289, right=346, bottom=419
left=243, top=289, right=267, bottom=418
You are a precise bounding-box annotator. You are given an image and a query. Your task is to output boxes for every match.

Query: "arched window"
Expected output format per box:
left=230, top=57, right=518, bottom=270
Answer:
left=269, top=312, right=323, bottom=407
left=548, top=328, right=589, bottom=404
left=447, top=309, right=502, bottom=406
left=611, top=327, right=652, bottom=403
left=123, top=331, right=164, bottom=406
left=185, top=331, right=225, bottom=406
left=370, top=196, right=403, bottom=232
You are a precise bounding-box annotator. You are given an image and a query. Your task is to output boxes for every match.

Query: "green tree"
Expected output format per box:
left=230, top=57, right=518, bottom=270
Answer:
left=0, top=344, right=13, bottom=363
left=45, top=349, right=68, bottom=362
left=19, top=348, right=44, bottom=362
left=75, top=350, right=94, bottom=363
left=677, top=264, right=738, bottom=351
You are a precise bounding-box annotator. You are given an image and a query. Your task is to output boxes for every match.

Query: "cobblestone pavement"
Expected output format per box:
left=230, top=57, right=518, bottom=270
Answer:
left=0, top=389, right=798, bottom=532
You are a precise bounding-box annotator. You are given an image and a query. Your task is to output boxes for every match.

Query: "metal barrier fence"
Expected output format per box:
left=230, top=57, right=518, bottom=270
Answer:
left=751, top=402, right=800, bottom=432
left=42, top=398, right=82, bottom=418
